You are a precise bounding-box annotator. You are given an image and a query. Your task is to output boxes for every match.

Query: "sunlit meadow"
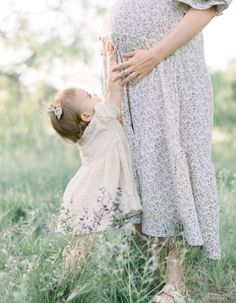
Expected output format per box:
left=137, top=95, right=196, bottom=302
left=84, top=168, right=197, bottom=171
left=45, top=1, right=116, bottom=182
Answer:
left=0, top=1, right=236, bottom=302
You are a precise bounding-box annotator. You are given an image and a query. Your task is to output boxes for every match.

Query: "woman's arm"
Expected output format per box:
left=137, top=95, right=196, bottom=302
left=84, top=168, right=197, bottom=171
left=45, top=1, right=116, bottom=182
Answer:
left=152, top=6, right=217, bottom=63
left=112, top=6, right=217, bottom=85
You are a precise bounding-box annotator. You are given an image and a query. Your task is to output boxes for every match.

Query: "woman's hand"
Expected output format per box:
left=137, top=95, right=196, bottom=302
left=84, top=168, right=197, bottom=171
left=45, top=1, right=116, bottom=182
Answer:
left=111, top=6, right=217, bottom=86
left=111, top=48, right=160, bottom=86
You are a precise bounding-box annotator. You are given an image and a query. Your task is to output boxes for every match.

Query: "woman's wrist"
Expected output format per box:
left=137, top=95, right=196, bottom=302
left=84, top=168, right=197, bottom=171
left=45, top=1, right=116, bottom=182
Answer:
left=149, top=45, right=165, bottom=66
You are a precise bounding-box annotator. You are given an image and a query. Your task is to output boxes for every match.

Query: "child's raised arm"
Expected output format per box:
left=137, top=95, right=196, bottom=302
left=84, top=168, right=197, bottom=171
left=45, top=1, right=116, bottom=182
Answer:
left=105, top=40, right=123, bottom=109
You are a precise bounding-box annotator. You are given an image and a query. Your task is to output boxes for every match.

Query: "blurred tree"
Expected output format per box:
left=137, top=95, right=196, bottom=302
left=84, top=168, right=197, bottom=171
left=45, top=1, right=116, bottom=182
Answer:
left=0, top=0, right=235, bottom=150
left=0, top=0, right=106, bottom=105
left=212, top=59, right=236, bottom=131
left=231, top=80, right=236, bottom=102
left=0, top=0, right=106, bottom=149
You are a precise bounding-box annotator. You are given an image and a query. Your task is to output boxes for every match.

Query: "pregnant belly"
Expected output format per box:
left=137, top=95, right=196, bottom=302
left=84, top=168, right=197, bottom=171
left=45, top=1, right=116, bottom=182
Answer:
left=101, top=0, right=185, bottom=43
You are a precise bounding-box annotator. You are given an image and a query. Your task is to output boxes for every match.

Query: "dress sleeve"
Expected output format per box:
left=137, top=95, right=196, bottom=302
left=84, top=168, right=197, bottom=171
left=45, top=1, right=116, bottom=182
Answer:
left=94, top=100, right=121, bottom=123
left=172, top=0, right=232, bottom=16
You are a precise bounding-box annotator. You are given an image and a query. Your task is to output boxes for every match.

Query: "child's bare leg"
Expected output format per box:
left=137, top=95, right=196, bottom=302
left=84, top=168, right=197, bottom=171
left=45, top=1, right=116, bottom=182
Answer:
left=62, top=234, right=94, bottom=272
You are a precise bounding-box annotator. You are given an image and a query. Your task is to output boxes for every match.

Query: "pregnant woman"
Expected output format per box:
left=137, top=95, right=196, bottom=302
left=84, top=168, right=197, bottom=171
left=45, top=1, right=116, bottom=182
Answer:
left=100, top=1, right=231, bottom=302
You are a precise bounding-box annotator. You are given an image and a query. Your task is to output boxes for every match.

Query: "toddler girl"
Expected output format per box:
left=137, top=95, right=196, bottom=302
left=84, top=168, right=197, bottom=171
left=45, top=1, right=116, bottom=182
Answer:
left=47, top=41, right=142, bottom=271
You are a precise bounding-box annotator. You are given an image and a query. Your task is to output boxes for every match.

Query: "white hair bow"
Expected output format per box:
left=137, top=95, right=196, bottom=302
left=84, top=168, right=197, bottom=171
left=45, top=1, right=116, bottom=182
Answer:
left=47, top=105, right=63, bottom=119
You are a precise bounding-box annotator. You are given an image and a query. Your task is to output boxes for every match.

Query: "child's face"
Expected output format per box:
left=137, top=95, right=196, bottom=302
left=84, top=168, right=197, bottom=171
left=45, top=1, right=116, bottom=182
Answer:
left=74, top=88, right=102, bottom=122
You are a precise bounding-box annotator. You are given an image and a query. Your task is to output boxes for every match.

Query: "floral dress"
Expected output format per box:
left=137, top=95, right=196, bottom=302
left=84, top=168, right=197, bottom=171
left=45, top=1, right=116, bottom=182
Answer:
left=55, top=100, right=142, bottom=235
left=100, top=0, right=232, bottom=259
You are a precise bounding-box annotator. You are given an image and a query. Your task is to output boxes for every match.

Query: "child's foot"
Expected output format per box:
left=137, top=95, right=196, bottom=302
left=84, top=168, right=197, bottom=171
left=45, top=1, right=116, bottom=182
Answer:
left=62, top=234, right=94, bottom=272
left=62, top=245, right=83, bottom=272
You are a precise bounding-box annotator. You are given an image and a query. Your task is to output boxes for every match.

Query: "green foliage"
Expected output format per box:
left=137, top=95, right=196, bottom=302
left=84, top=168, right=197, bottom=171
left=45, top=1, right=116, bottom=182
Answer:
left=0, top=149, right=236, bottom=302
left=212, top=59, right=236, bottom=130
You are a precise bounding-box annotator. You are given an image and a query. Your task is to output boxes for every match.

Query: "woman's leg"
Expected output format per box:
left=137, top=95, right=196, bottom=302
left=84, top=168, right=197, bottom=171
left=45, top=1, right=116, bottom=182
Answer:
left=134, top=226, right=186, bottom=301
left=166, top=243, right=186, bottom=290
left=62, top=234, right=94, bottom=272
left=157, top=236, right=187, bottom=302
left=134, top=223, right=142, bottom=236
left=133, top=223, right=149, bottom=251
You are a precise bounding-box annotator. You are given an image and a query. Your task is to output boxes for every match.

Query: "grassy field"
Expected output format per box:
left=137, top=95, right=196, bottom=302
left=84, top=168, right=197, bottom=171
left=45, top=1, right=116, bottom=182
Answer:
left=0, top=94, right=236, bottom=303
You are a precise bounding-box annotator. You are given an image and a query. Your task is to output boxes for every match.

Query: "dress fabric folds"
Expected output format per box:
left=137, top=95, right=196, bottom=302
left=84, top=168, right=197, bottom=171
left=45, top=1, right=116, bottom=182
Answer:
left=100, top=0, right=231, bottom=259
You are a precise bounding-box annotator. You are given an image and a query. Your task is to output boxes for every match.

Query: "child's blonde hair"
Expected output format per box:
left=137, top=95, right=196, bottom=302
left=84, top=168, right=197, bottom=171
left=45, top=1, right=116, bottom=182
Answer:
left=48, top=88, right=88, bottom=143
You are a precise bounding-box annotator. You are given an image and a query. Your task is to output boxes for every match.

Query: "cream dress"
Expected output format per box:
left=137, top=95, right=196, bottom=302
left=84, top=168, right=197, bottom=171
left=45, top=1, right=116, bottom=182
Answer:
left=55, top=100, right=142, bottom=235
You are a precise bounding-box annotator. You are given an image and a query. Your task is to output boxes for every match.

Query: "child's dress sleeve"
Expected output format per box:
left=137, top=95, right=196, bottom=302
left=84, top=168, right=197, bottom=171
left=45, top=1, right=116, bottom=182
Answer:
left=94, top=100, right=121, bottom=123
left=172, top=0, right=232, bottom=16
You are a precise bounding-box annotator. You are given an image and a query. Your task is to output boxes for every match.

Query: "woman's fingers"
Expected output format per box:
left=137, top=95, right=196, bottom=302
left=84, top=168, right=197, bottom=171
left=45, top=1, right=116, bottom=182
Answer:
left=131, top=74, right=144, bottom=85
left=112, top=62, right=131, bottom=72
left=123, top=51, right=136, bottom=58
left=112, top=67, right=133, bottom=81
left=119, top=72, right=138, bottom=85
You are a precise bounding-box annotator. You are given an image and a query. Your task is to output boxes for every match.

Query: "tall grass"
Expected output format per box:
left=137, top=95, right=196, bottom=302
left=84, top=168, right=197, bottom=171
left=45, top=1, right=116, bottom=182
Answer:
left=0, top=100, right=235, bottom=302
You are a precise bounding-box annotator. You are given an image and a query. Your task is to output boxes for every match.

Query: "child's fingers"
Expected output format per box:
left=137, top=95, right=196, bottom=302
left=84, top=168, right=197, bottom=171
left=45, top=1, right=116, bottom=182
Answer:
left=105, top=40, right=109, bottom=52
left=105, top=40, right=112, bottom=54
left=113, top=45, right=117, bottom=53
left=109, top=42, right=116, bottom=53
left=108, top=40, right=113, bottom=52
left=105, top=39, right=117, bottom=56
left=107, top=40, right=110, bottom=52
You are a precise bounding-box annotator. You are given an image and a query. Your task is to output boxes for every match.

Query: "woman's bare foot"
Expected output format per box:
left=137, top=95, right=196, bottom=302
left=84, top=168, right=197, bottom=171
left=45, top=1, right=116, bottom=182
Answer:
left=158, top=293, right=175, bottom=303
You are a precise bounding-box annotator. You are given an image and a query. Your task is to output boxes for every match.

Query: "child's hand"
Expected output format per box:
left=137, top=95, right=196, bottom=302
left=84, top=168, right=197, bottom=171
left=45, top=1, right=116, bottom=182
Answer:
left=105, top=40, right=117, bottom=70
left=105, top=40, right=122, bottom=94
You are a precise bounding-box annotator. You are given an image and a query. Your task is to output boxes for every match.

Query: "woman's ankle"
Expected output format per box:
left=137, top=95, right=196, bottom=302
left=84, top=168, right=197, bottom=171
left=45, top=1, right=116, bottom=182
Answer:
left=165, top=244, right=186, bottom=292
